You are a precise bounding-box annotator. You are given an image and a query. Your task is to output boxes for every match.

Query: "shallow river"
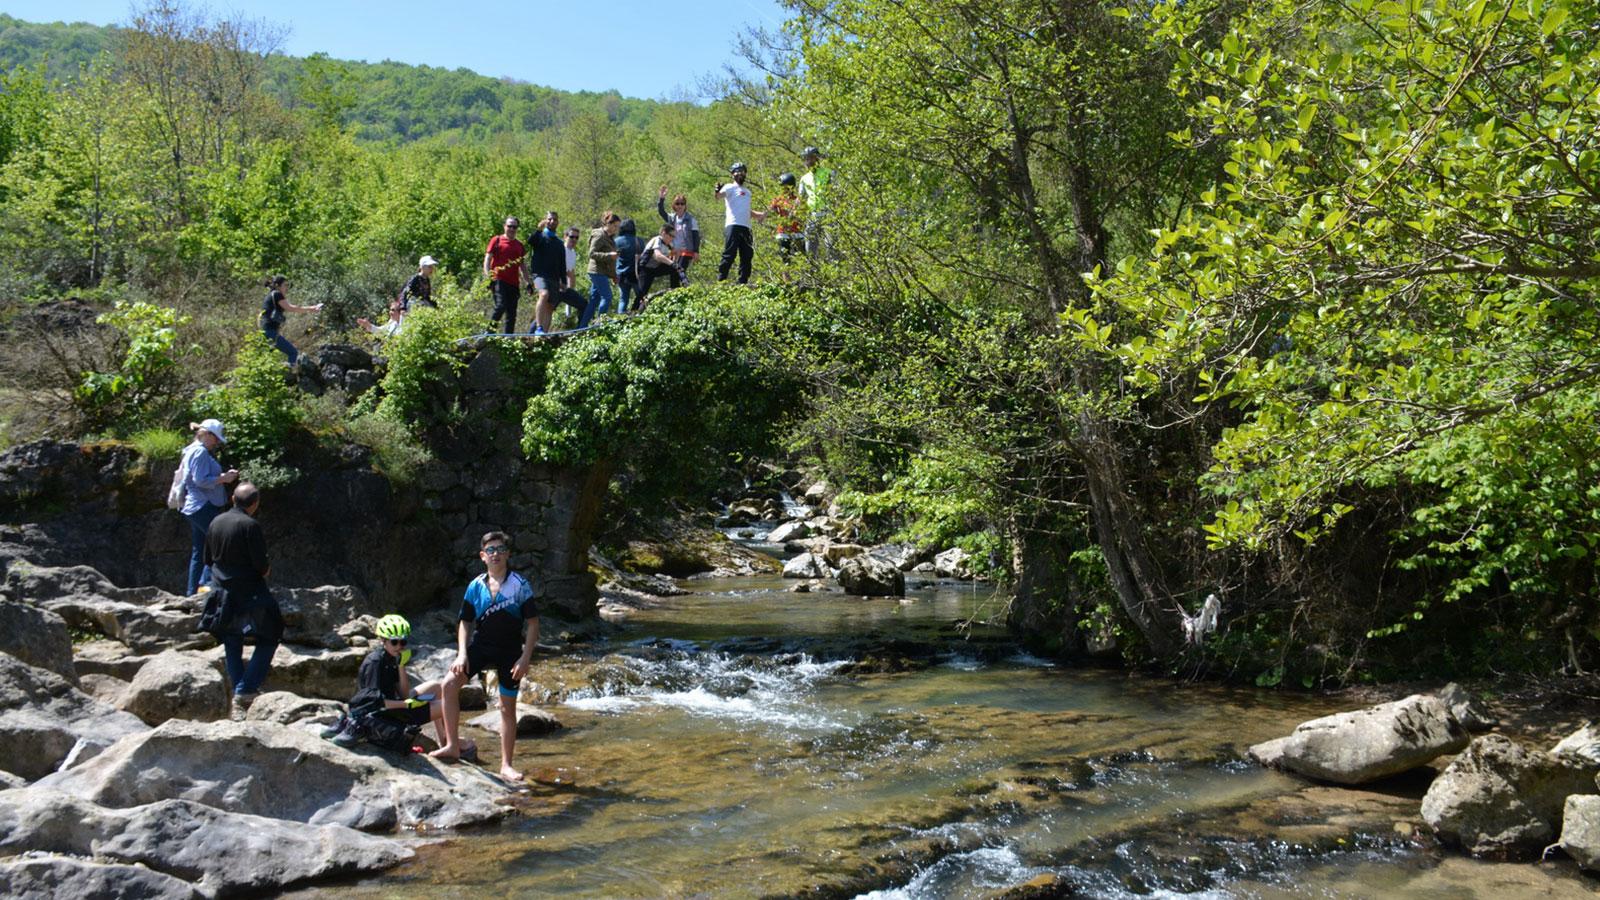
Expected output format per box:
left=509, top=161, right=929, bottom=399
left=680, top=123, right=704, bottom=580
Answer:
left=299, top=577, right=1594, bottom=898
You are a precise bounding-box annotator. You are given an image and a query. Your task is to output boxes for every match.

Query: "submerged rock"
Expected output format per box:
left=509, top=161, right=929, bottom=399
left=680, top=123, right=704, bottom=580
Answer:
left=837, top=555, right=906, bottom=597
left=118, top=650, right=230, bottom=726
left=0, top=651, right=148, bottom=782
left=1421, top=733, right=1598, bottom=857
left=467, top=707, right=562, bottom=737
left=1561, top=793, right=1600, bottom=871
left=35, top=719, right=509, bottom=831
left=0, top=786, right=412, bottom=896
left=1247, top=693, right=1467, bottom=784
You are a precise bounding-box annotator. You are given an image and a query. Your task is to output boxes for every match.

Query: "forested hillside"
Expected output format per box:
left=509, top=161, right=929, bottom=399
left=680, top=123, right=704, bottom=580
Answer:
left=0, top=13, right=670, bottom=142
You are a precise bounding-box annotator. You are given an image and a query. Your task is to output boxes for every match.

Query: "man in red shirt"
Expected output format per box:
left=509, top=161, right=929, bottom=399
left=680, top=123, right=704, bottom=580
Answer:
left=483, top=217, right=530, bottom=334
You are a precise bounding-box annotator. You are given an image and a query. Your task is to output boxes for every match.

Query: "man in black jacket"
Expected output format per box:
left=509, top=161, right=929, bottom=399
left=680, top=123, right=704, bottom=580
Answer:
left=201, top=482, right=282, bottom=708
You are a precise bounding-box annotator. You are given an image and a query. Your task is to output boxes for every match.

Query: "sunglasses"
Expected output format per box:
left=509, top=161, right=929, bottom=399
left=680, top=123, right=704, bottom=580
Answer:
left=385, top=637, right=408, bottom=646
left=483, top=545, right=509, bottom=555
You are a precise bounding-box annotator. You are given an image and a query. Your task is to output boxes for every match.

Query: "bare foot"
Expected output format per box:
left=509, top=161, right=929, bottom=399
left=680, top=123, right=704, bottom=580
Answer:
left=429, top=745, right=461, bottom=762
left=499, top=765, right=524, bottom=782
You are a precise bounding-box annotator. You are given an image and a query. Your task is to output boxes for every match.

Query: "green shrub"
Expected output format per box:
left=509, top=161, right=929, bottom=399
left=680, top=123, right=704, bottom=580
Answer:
left=194, top=336, right=300, bottom=471
left=346, top=410, right=433, bottom=483
left=74, top=300, right=191, bottom=434
left=127, top=427, right=186, bottom=460
left=375, top=279, right=484, bottom=429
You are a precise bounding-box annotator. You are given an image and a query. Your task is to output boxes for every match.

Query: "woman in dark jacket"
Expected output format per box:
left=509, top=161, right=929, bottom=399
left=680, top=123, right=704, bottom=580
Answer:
left=259, top=275, right=322, bottom=366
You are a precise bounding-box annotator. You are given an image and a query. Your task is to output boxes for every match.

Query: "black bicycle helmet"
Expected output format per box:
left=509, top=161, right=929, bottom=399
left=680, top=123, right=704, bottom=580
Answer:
left=802, top=146, right=822, bottom=158
left=778, top=172, right=797, bottom=187
left=729, top=161, right=747, bottom=174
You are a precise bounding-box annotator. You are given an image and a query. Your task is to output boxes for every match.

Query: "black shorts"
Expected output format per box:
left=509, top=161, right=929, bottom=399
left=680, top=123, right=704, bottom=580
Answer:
left=466, top=643, right=522, bottom=698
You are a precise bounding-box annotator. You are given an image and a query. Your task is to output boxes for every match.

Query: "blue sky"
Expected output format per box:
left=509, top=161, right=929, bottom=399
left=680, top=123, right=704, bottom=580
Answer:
left=6, top=0, right=789, bottom=99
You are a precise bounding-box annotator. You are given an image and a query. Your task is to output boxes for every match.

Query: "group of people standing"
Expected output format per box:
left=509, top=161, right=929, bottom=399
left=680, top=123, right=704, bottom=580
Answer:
left=479, top=149, right=834, bottom=335
left=253, top=148, right=835, bottom=347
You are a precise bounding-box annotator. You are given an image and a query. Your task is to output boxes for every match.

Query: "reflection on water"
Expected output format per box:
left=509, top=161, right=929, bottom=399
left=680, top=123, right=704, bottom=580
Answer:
left=290, top=578, right=1595, bottom=899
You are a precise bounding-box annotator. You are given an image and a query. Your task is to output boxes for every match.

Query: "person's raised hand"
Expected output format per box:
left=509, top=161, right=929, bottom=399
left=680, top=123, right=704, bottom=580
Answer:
left=659, top=185, right=668, bottom=199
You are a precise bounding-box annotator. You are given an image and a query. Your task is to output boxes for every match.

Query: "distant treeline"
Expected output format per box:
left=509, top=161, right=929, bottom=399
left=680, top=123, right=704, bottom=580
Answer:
left=0, top=12, right=674, bottom=144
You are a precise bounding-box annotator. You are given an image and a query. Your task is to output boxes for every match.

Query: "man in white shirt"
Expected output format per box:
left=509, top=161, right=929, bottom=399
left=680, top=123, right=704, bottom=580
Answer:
left=715, top=162, right=765, bottom=284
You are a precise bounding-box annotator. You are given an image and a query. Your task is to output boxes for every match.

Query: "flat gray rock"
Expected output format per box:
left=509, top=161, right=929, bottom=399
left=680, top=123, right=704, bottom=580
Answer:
left=195, top=643, right=366, bottom=700
left=0, top=651, right=148, bottom=781
left=1247, top=693, right=1467, bottom=784
left=0, top=855, right=200, bottom=900
left=0, top=786, right=412, bottom=896
left=244, top=690, right=344, bottom=727
left=35, top=718, right=508, bottom=831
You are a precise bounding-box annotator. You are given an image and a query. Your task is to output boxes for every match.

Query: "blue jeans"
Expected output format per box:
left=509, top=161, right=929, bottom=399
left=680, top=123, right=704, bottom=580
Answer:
left=617, top=274, right=637, bottom=313
left=262, top=325, right=298, bottom=365
left=184, top=502, right=222, bottom=595
left=221, top=634, right=279, bottom=696
left=580, top=274, right=614, bottom=327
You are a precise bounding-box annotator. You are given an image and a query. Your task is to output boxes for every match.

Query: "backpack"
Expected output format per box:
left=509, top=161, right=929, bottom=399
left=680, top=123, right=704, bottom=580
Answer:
left=358, top=712, right=420, bottom=754
left=166, top=450, right=189, bottom=510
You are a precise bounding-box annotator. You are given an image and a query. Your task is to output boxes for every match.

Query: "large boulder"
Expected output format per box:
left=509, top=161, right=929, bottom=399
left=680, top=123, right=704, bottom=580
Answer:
left=1247, top=693, right=1468, bottom=784
left=35, top=718, right=508, bottom=831
left=276, top=584, right=373, bottom=649
left=0, top=787, right=411, bottom=896
left=767, top=521, right=809, bottom=544
left=1421, top=733, right=1599, bottom=857
left=0, top=652, right=148, bottom=781
left=1561, top=793, right=1600, bottom=871
left=837, top=555, right=906, bottom=597
left=933, top=547, right=974, bottom=579
left=867, top=542, right=925, bottom=572
left=118, top=651, right=230, bottom=725
left=782, top=552, right=831, bottom=579
left=0, top=601, right=75, bottom=680
left=0, top=856, right=200, bottom=900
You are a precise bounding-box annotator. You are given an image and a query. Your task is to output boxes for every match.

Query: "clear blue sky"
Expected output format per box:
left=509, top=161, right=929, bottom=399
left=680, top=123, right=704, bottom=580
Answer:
left=5, top=0, right=788, bottom=99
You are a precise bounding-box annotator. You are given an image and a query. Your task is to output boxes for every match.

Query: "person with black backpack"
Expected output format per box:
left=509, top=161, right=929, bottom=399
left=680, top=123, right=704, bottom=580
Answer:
left=322, top=614, right=463, bottom=755
left=259, top=275, right=322, bottom=366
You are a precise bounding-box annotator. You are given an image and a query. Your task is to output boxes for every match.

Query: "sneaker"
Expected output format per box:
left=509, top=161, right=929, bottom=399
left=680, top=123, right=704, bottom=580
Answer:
left=233, top=692, right=259, bottom=709
left=319, top=714, right=349, bottom=740
left=331, top=720, right=364, bottom=747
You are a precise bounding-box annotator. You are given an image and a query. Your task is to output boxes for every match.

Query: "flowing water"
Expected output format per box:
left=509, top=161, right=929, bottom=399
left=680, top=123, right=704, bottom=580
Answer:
left=298, top=577, right=1595, bottom=898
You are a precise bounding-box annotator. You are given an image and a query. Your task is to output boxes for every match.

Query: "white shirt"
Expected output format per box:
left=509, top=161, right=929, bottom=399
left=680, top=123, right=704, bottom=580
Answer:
left=564, top=245, right=577, bottom=280
left=719, top=181, right=753, bottom=228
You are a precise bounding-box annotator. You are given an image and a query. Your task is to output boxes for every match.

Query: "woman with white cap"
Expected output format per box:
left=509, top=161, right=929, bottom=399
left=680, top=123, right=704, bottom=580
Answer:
left=178, top=419, right=239, bottom=595
left=400, top=256, right=438, bottom=311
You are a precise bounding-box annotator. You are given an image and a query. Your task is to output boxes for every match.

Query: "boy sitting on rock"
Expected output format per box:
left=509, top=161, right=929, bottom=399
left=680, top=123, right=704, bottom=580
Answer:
left=323, top=614, right=464, bottom=754
left=430, top=531, right=539, bottom=781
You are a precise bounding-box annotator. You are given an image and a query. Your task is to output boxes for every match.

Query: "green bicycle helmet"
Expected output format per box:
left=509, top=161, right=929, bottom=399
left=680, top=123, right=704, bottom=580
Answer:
left=375, top=614, right=411, bottom=641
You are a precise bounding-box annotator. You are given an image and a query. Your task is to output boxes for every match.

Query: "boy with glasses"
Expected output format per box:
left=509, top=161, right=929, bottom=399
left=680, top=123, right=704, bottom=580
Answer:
left=322, top=614, right=454, bottom=753
left=431, top=532, right=540, bottom=781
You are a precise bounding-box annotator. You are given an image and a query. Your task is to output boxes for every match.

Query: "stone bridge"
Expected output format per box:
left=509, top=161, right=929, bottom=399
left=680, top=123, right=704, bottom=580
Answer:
left=0, top=343, right=607, bottom=621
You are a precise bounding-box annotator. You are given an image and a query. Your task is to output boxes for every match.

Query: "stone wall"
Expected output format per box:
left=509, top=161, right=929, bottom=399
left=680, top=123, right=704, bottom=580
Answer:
left=0, top=344, right=604, bottom=620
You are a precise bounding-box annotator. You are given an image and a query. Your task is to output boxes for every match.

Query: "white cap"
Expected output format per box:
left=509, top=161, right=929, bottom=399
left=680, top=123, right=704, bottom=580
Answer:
left=418, top=255, right=438, bottom=268
left=196, top=418, right=226, bottom=443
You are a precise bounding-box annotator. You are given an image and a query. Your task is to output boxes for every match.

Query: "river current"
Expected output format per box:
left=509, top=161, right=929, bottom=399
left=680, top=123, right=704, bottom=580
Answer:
left=297, top=576, right=1595, bottom=898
